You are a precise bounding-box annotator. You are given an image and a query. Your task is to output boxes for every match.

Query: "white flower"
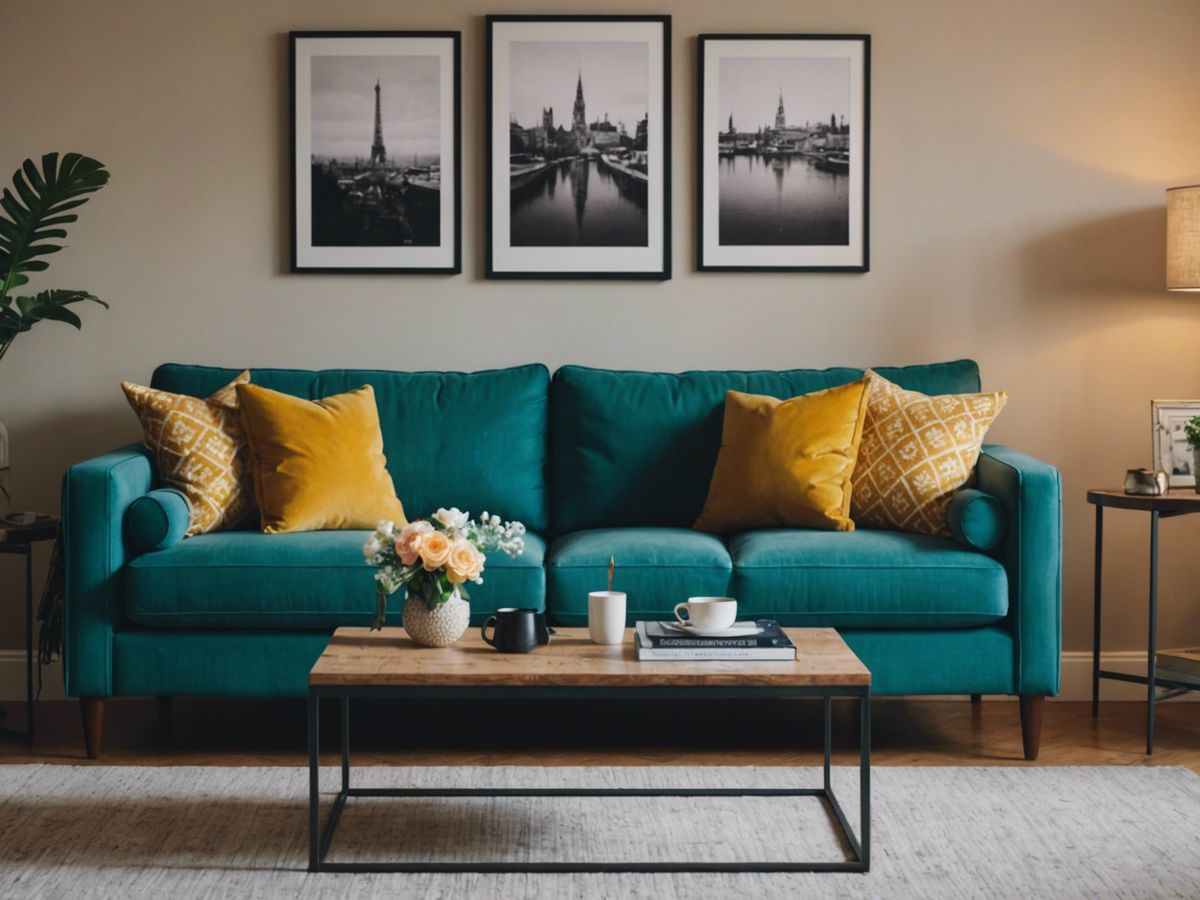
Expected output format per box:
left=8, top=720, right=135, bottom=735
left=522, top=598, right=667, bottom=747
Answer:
left=375, top=520, right=396, bottom=538
left=432, top=507, right=470, bottom=531
left=362, top=536, right=383, bottom=559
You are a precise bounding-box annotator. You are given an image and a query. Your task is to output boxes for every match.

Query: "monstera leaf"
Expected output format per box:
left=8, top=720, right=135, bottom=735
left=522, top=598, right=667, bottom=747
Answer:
left=0, top=153, right=109, bottom=363
left=4, top=289, right=108, bottom=331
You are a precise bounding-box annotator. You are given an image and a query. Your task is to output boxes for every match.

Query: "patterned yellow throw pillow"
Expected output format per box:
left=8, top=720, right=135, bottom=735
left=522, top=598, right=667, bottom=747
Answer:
left=851, top=372, right=1006, bottom=536
left=121, top=372, right=255, bottom=536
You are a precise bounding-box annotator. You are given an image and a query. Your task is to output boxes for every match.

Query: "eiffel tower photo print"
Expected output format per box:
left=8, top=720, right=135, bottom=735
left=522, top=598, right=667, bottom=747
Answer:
left=290, top=32, right=461, bottom=274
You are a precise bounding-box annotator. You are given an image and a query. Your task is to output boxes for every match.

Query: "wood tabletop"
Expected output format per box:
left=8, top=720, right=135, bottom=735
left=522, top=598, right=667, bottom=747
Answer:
left=310, top=626, right=870, bottom=688
left=0, top=514, right=60, bottom=545
left=1086, top=488, right=1200, bottom=513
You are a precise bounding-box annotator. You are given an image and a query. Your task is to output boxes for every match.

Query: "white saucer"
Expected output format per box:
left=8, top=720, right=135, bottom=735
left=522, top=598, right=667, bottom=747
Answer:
left=668, top=623, right=762, bottom=638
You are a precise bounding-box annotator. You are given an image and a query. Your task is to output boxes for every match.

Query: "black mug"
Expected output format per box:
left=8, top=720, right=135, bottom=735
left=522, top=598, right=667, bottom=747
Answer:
left=533, top=611, right=554, bottom=645
left=481, top=607, right=539, bottom=653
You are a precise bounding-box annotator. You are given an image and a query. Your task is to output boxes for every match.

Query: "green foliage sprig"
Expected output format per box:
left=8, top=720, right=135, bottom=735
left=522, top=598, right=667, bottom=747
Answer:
left=1184, top=415, right=1200, bottom=451
left=0, top=153, right=110, bottom=365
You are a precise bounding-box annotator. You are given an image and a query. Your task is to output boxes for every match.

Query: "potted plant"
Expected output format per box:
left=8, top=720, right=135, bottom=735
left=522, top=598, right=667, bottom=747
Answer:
left=0, top=153, right=110, bottom=514
left=363, top=507, right=526, bottom=646
left=1185, top=416, right=1200, bottom=494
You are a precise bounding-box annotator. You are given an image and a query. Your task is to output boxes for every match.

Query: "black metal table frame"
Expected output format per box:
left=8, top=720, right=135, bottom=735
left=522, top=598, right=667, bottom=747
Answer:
left=0, top=541, right=35, bottom=743
left=1092, top=505, right=1199, bottom=756
left=307, top=684, right=870, bottom=873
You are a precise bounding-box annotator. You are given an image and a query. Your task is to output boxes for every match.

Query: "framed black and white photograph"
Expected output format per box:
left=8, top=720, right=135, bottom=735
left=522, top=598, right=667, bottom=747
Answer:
left=486, top=15, right=671, bottom=280
left=290, top=31, right=460, bottom=274
left=1151, top=399, right=1200, bottom=487
left=698, top=34, right=870, bottom=272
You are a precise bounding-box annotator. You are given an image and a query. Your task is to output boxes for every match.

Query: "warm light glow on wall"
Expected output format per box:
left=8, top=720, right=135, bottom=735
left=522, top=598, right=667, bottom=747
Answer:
left=1167, top=185, right=1200, bottom=291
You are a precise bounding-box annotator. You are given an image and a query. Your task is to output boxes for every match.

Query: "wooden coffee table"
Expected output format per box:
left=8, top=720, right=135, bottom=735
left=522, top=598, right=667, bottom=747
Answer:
left=307, top=626, right=871, bottom=874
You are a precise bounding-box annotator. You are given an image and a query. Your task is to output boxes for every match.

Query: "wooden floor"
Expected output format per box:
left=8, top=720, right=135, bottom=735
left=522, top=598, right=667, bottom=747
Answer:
left=0, top=698, right=1196, bottom=770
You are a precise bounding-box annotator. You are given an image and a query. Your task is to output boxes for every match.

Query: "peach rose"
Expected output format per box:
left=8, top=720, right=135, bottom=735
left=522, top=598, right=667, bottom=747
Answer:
left=418, top=530, right=452, bottom=571
left=395, top=521, right=433, bottom=566
left=446, top=539, right=485, bottom=584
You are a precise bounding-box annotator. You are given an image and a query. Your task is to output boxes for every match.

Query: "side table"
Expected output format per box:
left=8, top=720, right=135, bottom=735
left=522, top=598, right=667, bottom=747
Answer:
left=0, top=514, right=60, bottom=743
left=1087, top=489, right=1200, bottom=755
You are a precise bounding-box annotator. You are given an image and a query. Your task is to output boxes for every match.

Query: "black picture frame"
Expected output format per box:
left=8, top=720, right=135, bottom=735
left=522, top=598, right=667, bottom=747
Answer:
left=697, top=34, right=870, bottom=273
left=486, top=15, right=672, bottom=280
left=289, top=30, right=462, bottom=275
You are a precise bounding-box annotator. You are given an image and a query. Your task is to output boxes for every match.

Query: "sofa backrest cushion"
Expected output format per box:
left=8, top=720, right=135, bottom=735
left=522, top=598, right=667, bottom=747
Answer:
left=151, top=364, right=550, bottom=533
left=550, top=360, right=981, bottom=533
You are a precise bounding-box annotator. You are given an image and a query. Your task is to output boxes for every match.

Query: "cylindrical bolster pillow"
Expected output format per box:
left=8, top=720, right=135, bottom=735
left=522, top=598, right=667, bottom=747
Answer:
left=947, top=488, right=1006, bottom=551
left=126, top=488, right=191, bottom=551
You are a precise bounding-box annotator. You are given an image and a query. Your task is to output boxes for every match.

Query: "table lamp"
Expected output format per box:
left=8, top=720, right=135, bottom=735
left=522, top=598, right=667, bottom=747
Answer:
left=1167, top=185, right=1200, bottom=291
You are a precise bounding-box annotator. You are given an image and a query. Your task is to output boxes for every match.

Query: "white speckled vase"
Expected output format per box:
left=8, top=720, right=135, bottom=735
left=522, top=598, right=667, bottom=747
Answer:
left=402, top=589, right=470, bottom=647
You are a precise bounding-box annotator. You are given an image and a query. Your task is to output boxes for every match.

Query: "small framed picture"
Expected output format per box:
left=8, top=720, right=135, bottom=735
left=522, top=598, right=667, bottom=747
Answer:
left=486, top=15, right=671, bottom=280
left=290, top=31, right=461, bottom=274
left=698, top=34, right=870, bottom=272
left=1151, top=400, right=1200, bottom=487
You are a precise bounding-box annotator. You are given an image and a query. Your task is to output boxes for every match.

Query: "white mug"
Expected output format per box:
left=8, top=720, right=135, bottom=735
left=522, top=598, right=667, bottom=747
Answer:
left=588, top=591, right=627, bottom=644
left=674, top=596, right=737, bottom=631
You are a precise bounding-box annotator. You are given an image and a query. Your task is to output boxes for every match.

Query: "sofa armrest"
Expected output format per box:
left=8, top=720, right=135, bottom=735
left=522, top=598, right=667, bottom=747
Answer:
left=62, top=443, right=154, bottom=698
left=977, top=444, right=1062, bottom=696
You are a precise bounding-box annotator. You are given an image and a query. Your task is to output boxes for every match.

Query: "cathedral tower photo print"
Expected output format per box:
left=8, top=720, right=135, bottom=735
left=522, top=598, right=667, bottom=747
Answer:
left=487, top=16, right=671, bottom=279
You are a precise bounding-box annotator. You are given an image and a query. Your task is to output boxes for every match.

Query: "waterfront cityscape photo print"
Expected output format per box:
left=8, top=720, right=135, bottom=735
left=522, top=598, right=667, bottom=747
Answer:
left=291, top=32, right=460, bottom=273
left=699, top=35, right=869, bottom=272
left=488, top=16, right=670, bottom=279
left=509, top=41, right=649, bottom=248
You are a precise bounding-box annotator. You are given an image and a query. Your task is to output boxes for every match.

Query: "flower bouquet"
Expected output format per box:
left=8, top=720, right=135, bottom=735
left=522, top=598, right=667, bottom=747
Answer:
left=363, top=507, right=526, bottom=637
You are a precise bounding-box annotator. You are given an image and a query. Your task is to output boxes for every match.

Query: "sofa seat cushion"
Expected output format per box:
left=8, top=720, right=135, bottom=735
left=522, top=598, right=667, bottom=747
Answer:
left=126, top=530, right=546, bottom=628
left=730, top=529, right=1007, bottom=628
left=547, top=528, right=732, bottom=626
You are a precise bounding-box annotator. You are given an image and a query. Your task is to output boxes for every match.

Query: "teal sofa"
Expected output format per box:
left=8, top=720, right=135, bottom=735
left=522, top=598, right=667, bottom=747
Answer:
left=63, top=360, right=1061, bottom=758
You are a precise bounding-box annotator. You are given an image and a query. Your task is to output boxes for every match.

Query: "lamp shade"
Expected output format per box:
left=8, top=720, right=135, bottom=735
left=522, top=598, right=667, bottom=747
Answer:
left=1167, top=185, right=1200, bottom=291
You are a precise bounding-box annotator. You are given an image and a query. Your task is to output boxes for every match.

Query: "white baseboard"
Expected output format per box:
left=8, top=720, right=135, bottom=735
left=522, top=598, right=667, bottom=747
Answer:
left=0, top=652, right=64, bottom=703
left=0, top=650, right=1193, bottom=703
left=1060, top=650, right=1197, bottom=702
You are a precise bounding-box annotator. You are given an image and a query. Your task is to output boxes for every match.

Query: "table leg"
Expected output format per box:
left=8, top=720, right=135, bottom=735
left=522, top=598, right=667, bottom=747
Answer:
left=823, top=696, right=831, bottom=794
left=860, top=694, right=871, bottom=871
left=1092, top=505, right=1103, bottom=717
left=22, top=544, right=34, bottom=743
left=1146, top=510, right=1159, bottom=756
left=341, top=697, right=350, bottom=793
left=308, top=692, right=320, bottom=872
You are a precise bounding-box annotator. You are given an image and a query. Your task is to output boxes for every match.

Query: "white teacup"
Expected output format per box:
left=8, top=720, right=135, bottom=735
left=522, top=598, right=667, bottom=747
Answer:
left=673, top=596, right=737, bottom=632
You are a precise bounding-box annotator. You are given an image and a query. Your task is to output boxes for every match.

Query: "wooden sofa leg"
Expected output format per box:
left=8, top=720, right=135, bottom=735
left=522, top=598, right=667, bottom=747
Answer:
left=80, top=698, right=106, bottom=759
left=1019, top=696, right=1044, bottom=761
left=970, top=694, right=982, bottom=704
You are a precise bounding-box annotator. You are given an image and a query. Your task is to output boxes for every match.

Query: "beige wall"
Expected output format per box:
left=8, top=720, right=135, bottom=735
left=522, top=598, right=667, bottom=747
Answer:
left=3, top=0, right=1200, bottom=674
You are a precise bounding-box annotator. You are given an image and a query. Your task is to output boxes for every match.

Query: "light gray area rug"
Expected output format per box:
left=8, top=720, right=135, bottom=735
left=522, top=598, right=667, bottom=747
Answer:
left=0, top=765, right=1197, bottom=898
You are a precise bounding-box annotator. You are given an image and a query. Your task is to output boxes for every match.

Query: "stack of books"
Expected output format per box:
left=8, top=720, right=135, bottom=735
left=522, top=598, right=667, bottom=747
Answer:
left=634, top=620, right=796, bottom=661
left=1155, top=647, right=1200, bottom=686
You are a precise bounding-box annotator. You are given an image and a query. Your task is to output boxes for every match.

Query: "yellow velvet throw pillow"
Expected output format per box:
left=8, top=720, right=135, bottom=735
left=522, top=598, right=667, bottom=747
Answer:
left=693, top=379, right=870, bottom=534
left=236, top=383, right=407, bottom=534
